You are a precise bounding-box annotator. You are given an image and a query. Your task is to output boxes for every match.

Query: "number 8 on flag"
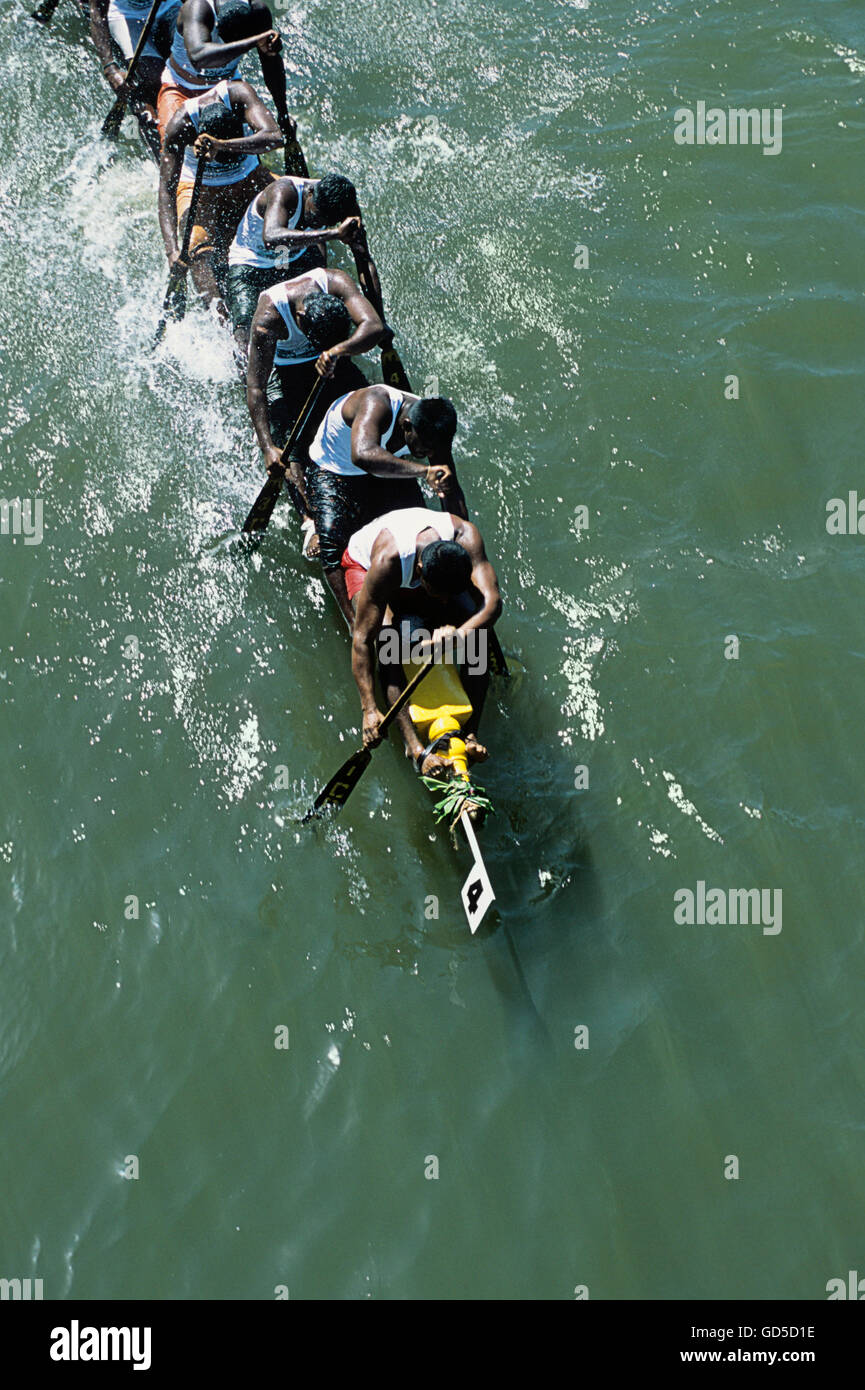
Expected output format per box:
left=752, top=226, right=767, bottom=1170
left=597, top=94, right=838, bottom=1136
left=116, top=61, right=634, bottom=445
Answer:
left=459, top=813, right=495, bottom=932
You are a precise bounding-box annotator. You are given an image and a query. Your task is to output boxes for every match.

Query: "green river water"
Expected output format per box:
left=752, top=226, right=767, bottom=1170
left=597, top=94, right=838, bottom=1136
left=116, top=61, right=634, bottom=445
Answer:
left=0, top=0, right=863, bottom=1299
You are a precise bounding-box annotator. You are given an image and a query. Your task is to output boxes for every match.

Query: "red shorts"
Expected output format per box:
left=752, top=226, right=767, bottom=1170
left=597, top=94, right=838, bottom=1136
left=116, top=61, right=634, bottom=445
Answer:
left=341, top=547, right=368, bottom=601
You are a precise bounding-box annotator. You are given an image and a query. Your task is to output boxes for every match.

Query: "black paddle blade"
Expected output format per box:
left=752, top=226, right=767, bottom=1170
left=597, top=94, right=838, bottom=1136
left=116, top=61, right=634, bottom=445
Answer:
left=380, top=339, right=411, bottom=392
left=301, top=747, right=372, bottom=822
left=284, top=135, right=309, bottom=178
left=242, top=473, right=282, bottom=533
left=102, top=98, right=127, bottom=141
left=136, top=111, right=162, bottom=165
left=152, top=272, right=187, bottom=348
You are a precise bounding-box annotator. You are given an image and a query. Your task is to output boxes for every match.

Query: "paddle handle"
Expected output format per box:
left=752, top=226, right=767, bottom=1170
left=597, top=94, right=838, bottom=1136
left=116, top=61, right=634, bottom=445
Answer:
left=279, top=374, right=326, bottom=461
left=177, top=150, right=208, bottom=264
left=283, top=125, right=309, bottom=178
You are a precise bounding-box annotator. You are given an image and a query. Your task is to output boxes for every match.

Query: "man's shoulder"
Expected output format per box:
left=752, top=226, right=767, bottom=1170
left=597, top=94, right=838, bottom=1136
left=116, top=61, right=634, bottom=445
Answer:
left=164, top=106, right=191, bottom=146
left=227, top=78, right=256, bottom=103
left=324, top=266, right=358, bottom=296
left=369, top=531, right=401, bottom=571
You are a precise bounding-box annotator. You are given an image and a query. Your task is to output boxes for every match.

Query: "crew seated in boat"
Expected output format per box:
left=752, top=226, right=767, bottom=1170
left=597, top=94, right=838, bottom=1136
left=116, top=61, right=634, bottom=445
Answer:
left=157, top=0, right=288, bottom=145
left=158, top=78, right=284, bottom=328
left=345, top=507, right=502, bottom=776
left=89, top=0, right=181, bottom=136
left=304, top=388, right=467, bottom=624
left=246, top=271, right=385, bottom=552
left=227, top=173, right=374, bottom=362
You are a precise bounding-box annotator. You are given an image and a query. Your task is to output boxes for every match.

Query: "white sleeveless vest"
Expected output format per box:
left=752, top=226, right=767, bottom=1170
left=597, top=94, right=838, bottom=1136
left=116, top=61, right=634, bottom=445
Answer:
left=308, top=387, right=412, bottom=477
left=179, top=81, right=258, bottom=186
left=165, top=0, right=248, bottom=87
left=347, top=509, right=456, bottom=588
left=228, top=177, right=315, bottom=269
left=264, top=267, right=330, bottom=366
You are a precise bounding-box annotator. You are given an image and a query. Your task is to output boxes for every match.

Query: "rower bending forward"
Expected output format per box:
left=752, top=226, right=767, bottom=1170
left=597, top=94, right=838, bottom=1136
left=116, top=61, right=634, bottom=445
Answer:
left=346, top=508, right=502, bottom=775
left=90, top=0, right=180, bottom=132
left=227, top=172, right=372, bottom=361
left=157, top=0, right=288, bottom=143
left=158, top=78, right=283, bottom=326
left=305, top=388, right=466, bottom=625
left=245, top=267, right=384, bottom=549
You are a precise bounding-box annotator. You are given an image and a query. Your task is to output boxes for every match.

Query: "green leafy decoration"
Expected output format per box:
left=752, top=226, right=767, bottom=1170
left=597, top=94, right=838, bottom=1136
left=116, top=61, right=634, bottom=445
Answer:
left=420, top=775, right=495, bottom=825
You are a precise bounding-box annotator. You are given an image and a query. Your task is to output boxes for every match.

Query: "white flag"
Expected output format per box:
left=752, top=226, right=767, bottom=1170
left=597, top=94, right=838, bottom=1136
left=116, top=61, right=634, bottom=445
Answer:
left=459, top=813, right=495, bottom=932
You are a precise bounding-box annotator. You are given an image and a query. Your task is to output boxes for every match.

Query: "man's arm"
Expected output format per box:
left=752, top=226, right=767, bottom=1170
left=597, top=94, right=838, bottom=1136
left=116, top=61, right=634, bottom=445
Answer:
left=89, top=0, right=129, bottom=96
left=262, top=183, right=360, bottom=251
left=193, top=82, right=283, bottom=161
left=350, top=392, right=451, bottom=488
left=181, top=0, right=280, bottom=66
left=452, top=521, right=502, bottom=633
left=351, top=554, right=399, bottom=747
left=157, top=126, right=188, bottom=265
left=246, top=300, right=283, bottom=469
left=313, top=270, right=384, bottom=378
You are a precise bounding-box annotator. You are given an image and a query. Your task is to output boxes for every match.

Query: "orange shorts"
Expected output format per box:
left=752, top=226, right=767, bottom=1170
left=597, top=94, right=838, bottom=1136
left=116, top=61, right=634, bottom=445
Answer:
left=157, top=78, right=201, bottom=144
left=341, top=547, right=368, bottom=602
left=177, top=165, right=277, bottom=262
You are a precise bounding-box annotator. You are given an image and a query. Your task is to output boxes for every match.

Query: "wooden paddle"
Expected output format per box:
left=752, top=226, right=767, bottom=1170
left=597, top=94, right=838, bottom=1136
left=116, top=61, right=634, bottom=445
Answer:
left=153, top=149, right=209, bottom=347
left=242, top=376, right=327, bottom=532
left=301, top=656, right=437, bottom=821
left=101, top=0, right=161, bottom=140
left=350, top=234, right=510, bottom=678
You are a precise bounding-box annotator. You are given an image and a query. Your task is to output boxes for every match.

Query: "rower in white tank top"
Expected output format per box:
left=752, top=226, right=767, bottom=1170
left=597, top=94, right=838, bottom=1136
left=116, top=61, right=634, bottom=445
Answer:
left=108, top=0, right=179, bottom=61
left=179, top=81, right=259, bottom=185
left=347, top=509, right=456, bottom=589
left=228, top=177, right=316, bottom=269
left=308, top=387, right=413, bottom=477
left=164, top=0, right=248, bottom=87
left=263, top=267, right=330, bottom=365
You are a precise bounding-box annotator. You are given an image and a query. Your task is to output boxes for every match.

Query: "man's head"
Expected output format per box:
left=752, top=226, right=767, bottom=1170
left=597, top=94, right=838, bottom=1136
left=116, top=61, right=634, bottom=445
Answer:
left=196, top=99, right=244, bottom=144
left=216, top=0, right=261, bottom=41
left=403, top=396, right=458, bottom=459
left=300, top=291, right=352, bottom=352
left=312, top=173, right=360, bottom=225
left=418, top=539, right=472, bottom=599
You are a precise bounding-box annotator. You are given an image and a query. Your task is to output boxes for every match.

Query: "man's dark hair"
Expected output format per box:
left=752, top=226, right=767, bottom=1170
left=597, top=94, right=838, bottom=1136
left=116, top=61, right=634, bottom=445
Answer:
left=313, top=173, right=359, bottom=225
left=197, top=100, right=244, bottom=142
left=420, top=540, right=472, bottom=595
left=302, top=291, right=352, bottom=351
left=216, top=0, right=260, bottom=42
left=407, top=396, right=457, bottom=447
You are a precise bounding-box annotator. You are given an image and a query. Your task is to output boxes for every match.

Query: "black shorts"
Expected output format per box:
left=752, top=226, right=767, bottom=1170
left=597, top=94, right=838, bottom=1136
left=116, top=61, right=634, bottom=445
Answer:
left=306, top=469, right=425, bottom=572
left=267, top=357, right=369, bottom=465
left=225, top=264, right=286, bottom=335
left=225, top=248, right=327, bottom=335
